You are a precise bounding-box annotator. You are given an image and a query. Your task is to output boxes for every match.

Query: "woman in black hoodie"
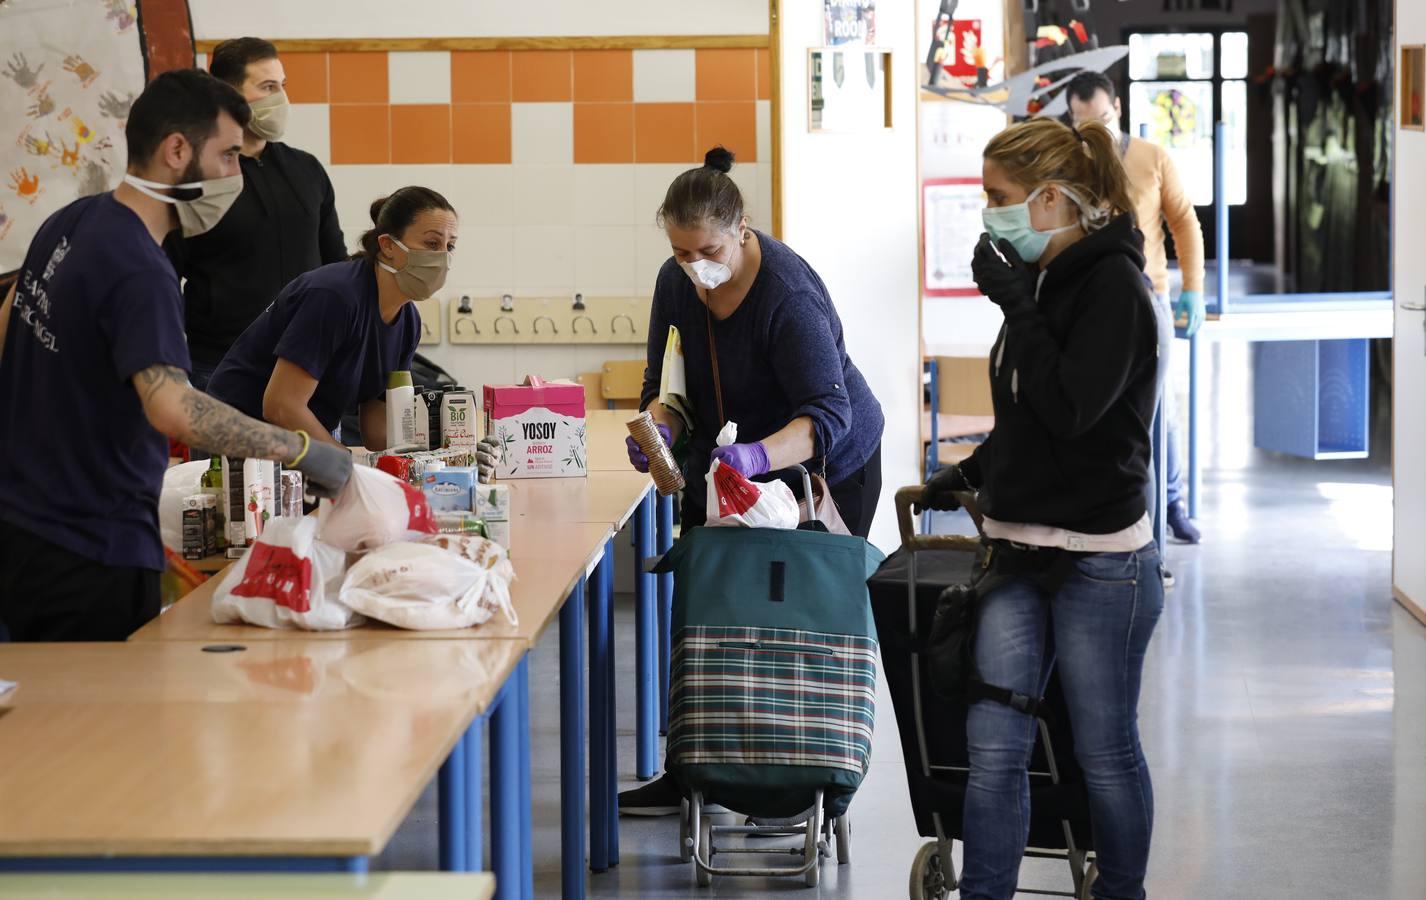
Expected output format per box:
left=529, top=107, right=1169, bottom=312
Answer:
left=921, top=117, right=1164, bottom=900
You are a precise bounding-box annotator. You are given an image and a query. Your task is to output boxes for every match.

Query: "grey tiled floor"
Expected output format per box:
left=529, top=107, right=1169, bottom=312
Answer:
left=377, top=342, right=1426, bottom=898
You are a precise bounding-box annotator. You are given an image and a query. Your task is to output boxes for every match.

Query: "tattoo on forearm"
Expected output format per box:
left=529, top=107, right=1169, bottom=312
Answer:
left=134, top=364, right=188, bottom=406
left=182, top=389, right=303, bottom=461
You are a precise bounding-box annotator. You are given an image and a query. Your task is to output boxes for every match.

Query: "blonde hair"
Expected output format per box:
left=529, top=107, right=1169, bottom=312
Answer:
left=983, top=118, right=1134, bottom=231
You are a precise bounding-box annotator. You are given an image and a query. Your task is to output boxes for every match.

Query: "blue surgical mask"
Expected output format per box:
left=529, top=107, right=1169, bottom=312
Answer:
left=981, top=186, right=1087, bottom=263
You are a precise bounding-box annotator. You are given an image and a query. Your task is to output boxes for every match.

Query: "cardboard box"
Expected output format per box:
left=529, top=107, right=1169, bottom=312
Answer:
left=424, top=466, right=477, bottom=512
left=475, top=483, right=511, bottom=522
left=484, top=376, right=587, bottom=479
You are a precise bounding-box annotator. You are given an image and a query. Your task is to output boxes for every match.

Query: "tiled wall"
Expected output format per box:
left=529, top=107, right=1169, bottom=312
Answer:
left=239, top=45, right=774, bottom=391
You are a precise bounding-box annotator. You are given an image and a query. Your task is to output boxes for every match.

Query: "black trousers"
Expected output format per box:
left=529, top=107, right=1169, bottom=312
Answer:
left=0, top=520, right=161, bottom=642
left=681, top=444, right=883, bottom=539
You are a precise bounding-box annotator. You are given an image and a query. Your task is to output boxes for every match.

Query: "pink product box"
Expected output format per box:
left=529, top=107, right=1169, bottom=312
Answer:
left=483, top=376, right=587, bottom=479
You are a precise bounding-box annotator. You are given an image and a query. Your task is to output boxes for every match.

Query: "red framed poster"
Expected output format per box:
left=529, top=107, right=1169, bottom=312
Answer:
left=922, top=177, right=984, bottom=297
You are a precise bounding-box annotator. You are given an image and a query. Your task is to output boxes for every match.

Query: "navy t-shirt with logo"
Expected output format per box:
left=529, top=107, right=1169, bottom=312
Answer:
left=0, top=194, right=192, bottom=571
left=207, top=259, right=420, bottom=436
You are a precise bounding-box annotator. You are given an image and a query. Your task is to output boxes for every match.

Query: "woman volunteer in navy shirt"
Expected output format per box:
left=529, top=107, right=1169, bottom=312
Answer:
left=628, top=147, right=884, bottom=538
left=207, top=186, right=453, bottom=449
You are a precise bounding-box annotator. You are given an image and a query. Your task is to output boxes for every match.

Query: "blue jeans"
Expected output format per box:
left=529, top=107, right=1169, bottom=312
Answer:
left=959, top=544, right=1165, bottom=900
left=1151, top=294, right=1185, bottom=508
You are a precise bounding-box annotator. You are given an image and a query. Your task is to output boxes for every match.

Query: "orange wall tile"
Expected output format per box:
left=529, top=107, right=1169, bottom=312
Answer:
left=329, top=52, right=388, bottom=103
left=574, top=102, right=634, bottom=163
left=695, top=102, right=757, bottom=163
left=391, top=104, right=452, bottom=164
left=281, top=52, right=328, bottom=104
left=756, top=49, right=771, bottom=101
left=452, top=51, right=511, bottom=103
left=696, top=49, right=757, bottom=102
left=635, top=103, right=696, bottom=164
left=573, top=50, right=633, bottom=102
left=452, top=104, right=512, bottom=164
left=329, top=104, right=390, bottom=164
left=512, top=50, right=572, bottom=102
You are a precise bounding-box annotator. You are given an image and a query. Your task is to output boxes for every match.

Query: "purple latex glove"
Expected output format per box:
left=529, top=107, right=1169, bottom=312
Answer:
left=711, top=442, right=770, bottom=477
left=626, top=423, right=672, bottom=473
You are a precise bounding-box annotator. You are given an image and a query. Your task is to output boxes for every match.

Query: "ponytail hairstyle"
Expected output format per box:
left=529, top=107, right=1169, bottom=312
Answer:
left=352, top=185, right=456, bottom=262
left=657, top=146, right=746, bottom=233
left=982, top=118, right=1134, bottom=232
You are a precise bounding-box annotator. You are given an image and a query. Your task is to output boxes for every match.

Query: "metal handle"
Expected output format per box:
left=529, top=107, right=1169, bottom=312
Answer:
left=894, top=485, right=983, bottom=553
left=789, top=464, right=816, bottom=524
left=454, top=317, right=479, bottom=335
left=572, top=315, right=597, bottom=335
left=533, top=315, right=557, bottom=335
left=494, top=315, right=519, bottom=335
left=611, top=314, right=636, bottom=335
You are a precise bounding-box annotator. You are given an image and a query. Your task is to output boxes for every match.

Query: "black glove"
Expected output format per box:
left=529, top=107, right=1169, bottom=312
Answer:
left=291, top=436, right=354, bottom=500
left=971, top=234, right=1037, bottom=314
left=916, top=464, right=971, bottom=513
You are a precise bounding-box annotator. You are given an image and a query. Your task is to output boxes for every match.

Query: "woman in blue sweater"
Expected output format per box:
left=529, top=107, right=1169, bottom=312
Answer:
left=628, top=147, right=884, bottom=537
left=619, top=147, right=884, bottom=816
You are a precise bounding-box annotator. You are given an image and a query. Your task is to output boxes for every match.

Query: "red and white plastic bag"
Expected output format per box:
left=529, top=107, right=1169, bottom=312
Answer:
left=211, top=516, right=362, bottom=630
left=317, top=465, right=437, bottom=553
left=338, top=534, right=518, bottom=630
left=705, top=423, right=800, bottom=529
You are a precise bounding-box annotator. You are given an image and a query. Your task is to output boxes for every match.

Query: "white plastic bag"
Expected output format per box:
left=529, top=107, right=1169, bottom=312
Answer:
left=317, top=465, right=438, bottom=553
left=159, top=460, right=209, bottom=552
left=338, top=535, right=518, bottom=631
left=703, top=422, right=799, bottom=529
left=211, top=516, right=364, bottom=630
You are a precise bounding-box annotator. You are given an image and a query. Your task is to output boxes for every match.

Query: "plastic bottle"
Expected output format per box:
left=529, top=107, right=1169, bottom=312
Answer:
left=413, top=392, right=430, bottom=450
left=386, top=370, right=416, bottom=450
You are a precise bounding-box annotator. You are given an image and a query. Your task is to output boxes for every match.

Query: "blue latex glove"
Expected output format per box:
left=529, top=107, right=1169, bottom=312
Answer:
left=1174, top=289, right=1205, bottom=338
left=625, top=424, right=672, bottom=474
left=710, top=442, right=770, bottom=477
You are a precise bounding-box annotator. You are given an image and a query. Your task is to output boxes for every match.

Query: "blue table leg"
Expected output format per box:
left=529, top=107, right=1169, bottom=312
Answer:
left=561, top=577, right=588, bottom=899
left=518, top=656, right=533, bottom=899
left=634, top=492, right=658, bottom=780
left=491, top=654, right=529, bottom=900
left=588, top=546, right=612, bottom=873
left=438, top=730, right=469, bottom=872
left=657, top=492, right=674, bottom=737
left=1188, top=333, right=1201, bottom=519
left=604, top=536, right=620, bottom=866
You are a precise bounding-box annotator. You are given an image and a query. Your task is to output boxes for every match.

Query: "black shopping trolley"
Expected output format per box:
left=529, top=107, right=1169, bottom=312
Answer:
left=866, top=486, right=1098, bottom=900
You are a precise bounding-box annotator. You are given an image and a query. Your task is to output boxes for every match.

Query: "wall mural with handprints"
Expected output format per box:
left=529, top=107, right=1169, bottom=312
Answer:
left=0, top=0, right=194, bottom=277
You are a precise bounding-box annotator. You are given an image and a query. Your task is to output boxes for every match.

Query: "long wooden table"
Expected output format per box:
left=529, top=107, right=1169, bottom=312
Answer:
left=0, top=873, right=495, bottom=899
left=0, top=640, right=523, bottom=874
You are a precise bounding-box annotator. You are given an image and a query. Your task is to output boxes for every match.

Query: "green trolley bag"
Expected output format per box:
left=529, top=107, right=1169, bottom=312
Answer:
left=656, top=523, right=886, bottom=819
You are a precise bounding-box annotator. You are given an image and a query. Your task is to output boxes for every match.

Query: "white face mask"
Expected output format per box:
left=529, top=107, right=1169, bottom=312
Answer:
left=124, top=172, right=244, bottom=237
left=247, top=90, right=289, bottom=141
left=679, top=257, right=733, bottom=291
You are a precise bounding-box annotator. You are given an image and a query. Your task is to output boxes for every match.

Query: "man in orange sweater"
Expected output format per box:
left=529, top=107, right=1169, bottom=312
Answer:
left=1068, top=71, right=1204, bottom=545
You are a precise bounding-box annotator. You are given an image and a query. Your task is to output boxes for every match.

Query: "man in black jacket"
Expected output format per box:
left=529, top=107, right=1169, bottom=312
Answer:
left=168, top=37, right=347, bottom=390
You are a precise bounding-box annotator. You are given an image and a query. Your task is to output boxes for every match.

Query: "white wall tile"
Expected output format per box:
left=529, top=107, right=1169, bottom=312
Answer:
left=755, top=162, right=773, bottom=235
left=421, top=344, right=518, bottom=393
left=635, top=224, right=673, bottom=296
left=514, top=225, right=576, bottom=291
left=451, top=225, right=516, bottom=292
left=573, top=165, right=637, bottom=226
left=438, top=165, right=515, bottom=226
left=513, top=164, right=576, bottom=227
left=284, top=103, right=332, bottom=164
left=633, top=163, right=689, bottom=225
left=574, top=226, right=638, bottom=294
left=388, top=51, right=452, bottom=105
left=756, top=99, right=772, bottom=164
left=511, top=103, right=573, bottom=165
left=728, top=164, right=758, bottom=224
left=327, top=164, right=394, bottom=251
left=633, top=50, right=696, bottom=103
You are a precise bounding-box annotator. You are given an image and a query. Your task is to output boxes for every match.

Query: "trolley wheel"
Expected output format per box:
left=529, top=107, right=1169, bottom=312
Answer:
left=696, top=815, right=713, bottom=887
left=1078, top=862, right=1099, bottom=900
left=909, top=841, right=949, bottom=900
left=835, top=815, right=851, bottom=865
left=679, top=799, right=692, bottom=863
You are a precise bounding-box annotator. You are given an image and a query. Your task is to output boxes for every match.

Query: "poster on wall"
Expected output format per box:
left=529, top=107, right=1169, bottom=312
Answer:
left=0, top=0, right=160, bottom=276
left=824, top=0, right=875, bottom=47
left=923, top=178, right=984, bottom=296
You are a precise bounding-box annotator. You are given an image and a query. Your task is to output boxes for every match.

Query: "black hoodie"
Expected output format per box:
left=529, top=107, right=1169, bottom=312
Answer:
left=960, top=214, right=1158, bottom=535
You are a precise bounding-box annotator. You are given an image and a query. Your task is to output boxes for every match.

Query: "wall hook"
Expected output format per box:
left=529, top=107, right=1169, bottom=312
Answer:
left=494, top=315, right=519, bottom=335
left=572, top=315, right=597, bottom=335
left=533, top=315, right=558, bottom=335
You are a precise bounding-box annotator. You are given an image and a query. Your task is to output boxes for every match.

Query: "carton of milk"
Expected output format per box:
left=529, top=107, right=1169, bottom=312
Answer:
left=484, top=377, right=587, bottom=479
left=423, top=466, right=477, bottom=513
left=441, top=389, right=479, bottom=456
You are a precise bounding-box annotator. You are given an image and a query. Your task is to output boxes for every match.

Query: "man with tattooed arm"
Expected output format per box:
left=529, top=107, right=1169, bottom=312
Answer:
left=0, top=69, right=351, bottom=642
